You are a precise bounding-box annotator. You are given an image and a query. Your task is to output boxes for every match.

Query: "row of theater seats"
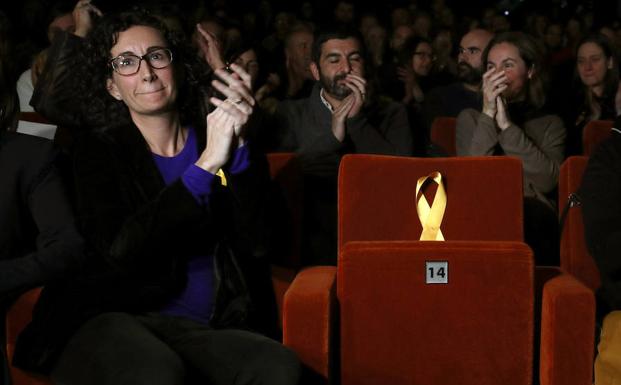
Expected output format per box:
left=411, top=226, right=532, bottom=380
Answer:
left=431, top=117, right=613, bottom=157
left=6, top=115, right=608, bottom=385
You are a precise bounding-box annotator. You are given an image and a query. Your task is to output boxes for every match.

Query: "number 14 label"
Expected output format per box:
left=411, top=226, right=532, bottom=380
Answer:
left=426, top=261, right=448, bottom=284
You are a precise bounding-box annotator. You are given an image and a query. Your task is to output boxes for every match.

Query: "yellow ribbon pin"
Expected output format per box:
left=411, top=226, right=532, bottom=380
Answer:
left=415, top=171, right=447, bottom=241
left=216, top=169, right=227, bottom=186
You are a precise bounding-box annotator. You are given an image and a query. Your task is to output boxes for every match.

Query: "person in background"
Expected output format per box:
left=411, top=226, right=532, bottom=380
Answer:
left=565, top=34, right=621, bottom=156
left=398, top=36, right=435, bottom=155
left=0, top=10, right=84, bottom=383
left=580, top=115, right=621, bottom=385
left=272, top=28, right=413, bottom=265
left=423, top=28, right=493, bottom=155
left=456, top=31, right=565, bottom=266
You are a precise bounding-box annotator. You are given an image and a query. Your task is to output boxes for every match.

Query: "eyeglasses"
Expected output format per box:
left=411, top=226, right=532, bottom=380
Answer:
left=109, top=48, right=173, bottom=76
left=414, top=51, right=436, bottom=61
left=458, top=47, right=481, bottom=55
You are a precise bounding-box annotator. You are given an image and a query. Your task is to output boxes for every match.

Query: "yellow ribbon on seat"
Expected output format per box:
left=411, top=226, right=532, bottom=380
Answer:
left=216, top=169, right=227, bottom=186
left=415, top=171, right=447, bottom=241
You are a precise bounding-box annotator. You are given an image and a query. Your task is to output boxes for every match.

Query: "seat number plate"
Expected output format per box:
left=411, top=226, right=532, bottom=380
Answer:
left=426, top=261, right=448, bottom=284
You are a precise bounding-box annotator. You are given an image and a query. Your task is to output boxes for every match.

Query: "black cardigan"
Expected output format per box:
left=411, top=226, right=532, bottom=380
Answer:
left=580, top=129, right=621, bottom=319
left=0, top=131, right=83, bottom=302
left=14, top=123, right=274, bottom=374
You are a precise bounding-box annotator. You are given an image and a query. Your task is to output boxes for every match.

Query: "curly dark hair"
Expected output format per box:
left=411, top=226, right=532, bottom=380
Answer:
left=80, top=8, right=211, bottom=131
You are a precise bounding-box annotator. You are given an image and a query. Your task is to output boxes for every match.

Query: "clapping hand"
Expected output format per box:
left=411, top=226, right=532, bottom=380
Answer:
left=196, top=64, right=255, bottom=173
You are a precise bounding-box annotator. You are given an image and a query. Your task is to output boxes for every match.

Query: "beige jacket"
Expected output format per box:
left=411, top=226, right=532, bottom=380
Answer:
left=456, top=108, right=566, bottom=205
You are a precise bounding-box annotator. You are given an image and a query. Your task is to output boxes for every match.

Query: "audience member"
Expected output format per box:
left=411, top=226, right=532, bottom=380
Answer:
left=13, top=9, right=300, bottom=384
left=332, top=0, right=355, bottom=29
left=424, top=28, right=493, bottom=154
left=565, top=34, right=621, bottom=156
left=0, top=11, right=18, bottom=132
left=280, top=23, right=315, bottom=100
left=271, top=28, right=413, bottom=265
left=28, top=0, right=102, bottom=133
left=579, top=116, right=621, bottom=385
left=431, top=28, right=458, bottom=84
left=456, top=32, right=565, bottom=265
left=425, top=29, right=493, bottom=119
left=0, top=16, right=84, bottom=383
left=398, top=36, right=435, bottom=155
left=412, top=11, right=432, bottom=38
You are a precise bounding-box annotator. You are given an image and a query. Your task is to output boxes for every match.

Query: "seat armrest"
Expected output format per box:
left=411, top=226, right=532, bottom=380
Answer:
left=283, top=266, right=336, bottom=380
left=538, top=267, right=595, bottom=385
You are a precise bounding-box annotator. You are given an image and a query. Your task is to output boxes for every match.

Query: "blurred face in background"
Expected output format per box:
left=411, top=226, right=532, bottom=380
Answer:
left=391, top=25, right=413, bottom=51
left=233, top=49, right=259, bottom=89
left=412, top=41, right=434, bottom=77
left=286, top=31, right=314, bottom=80
left=457, top=29, right=493, bottom=85
left=577, top=42, right=612, bottom=92
left=47, top=12, right=75, bottom=42
left=544, top=24, right=563, bottom=50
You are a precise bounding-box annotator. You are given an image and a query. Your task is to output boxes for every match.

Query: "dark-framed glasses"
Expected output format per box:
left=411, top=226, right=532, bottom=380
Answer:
left=109, top=48, right=173, bottom=76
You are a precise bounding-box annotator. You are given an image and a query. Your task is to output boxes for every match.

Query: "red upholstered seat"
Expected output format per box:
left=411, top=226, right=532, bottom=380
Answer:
left=284, top=154, right=595, bottom=385
left=430, top=116, right=457, bottom=157
left=5, top=288, right=52, bottom=385
left=266, top=152, right=305, bottom=326
left=559, top=156, right=600, bottom=291
left=583, top=120, right=613, bottom=156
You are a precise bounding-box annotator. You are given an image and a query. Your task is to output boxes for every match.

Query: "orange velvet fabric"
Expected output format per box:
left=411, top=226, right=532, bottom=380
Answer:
left=266, top=153, right=305, bottom=327
left=267, top=152, right=304, bottom=269
left=5, top=288, right=52, bottom=385
left=430, top=117, right=457, bottom=156
left=538, top=267, right=595, bottom=385
left=582, top=120, right=613, bottom=156
left=338, top=155, right=524, bottom=248
left=283, top=266, right=336, bottom=380
left=337, top=241, right=534, bottom=385
left=558, top=156, right=600, bottom=291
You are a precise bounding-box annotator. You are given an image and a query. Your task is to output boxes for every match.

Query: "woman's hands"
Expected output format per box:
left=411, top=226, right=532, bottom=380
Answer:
left=195, top=64, right=255, bottom=174
left=482, top=68, right=511, bottom=131
left=73, top=0, right=102, bottom=38
left=195, top=24, right=226, bottom=72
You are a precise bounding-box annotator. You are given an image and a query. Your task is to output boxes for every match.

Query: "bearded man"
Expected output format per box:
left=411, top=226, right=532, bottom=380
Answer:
left=272, top=29, right=413, bottom=265
left=423, top=29, right=494, bottom=145
left=273, top=29, right=413, bottom=173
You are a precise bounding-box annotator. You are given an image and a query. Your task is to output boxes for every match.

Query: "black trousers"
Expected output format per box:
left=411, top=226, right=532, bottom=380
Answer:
left=50, top=312, right=301, bottom=385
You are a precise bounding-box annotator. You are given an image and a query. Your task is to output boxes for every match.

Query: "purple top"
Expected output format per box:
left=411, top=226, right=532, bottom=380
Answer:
left=152, top=127, right=250, bottom=324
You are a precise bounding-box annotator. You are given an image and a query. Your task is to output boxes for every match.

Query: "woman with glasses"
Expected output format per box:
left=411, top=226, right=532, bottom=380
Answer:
left=456, top=31, right=566, bottom=266
left=13, top=9, right=300, bottom=385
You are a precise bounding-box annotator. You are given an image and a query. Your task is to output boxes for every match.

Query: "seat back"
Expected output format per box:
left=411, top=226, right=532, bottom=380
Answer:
left=337, top=240, right=534, bottom=385
left=266, top=153, right=305, bottom=328
left=338, top=155, right=524, bottom=250
left=559, top=156, right=600, bottom=291
left=5, top=287, right=52, bottom=385
left=583, top=120, right=613, bottom=156
left=266, top=152, right=304, bottom=268
left=430, top=117, right=457, bottom=156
